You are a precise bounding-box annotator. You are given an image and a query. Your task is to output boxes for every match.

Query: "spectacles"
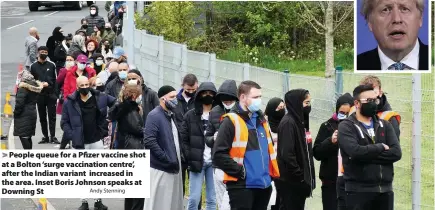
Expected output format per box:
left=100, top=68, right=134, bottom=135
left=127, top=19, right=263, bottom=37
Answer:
left=360, top=98, right=380, bottom=105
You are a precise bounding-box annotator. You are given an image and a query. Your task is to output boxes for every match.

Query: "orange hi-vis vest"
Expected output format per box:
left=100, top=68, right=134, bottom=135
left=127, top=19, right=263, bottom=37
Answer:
left=337, top=108, right=400, bottom=176
left=221, top=113, right=280, bottom=183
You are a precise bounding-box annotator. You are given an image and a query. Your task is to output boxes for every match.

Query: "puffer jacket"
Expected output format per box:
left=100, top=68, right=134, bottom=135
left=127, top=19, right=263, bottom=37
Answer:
left=204, top=79, right=238, bottom=149
left=13, top=80, right=43, bottom=137
left=85, top=4, right=105, bottom=35
left=180, top=82, right=217, bottom=173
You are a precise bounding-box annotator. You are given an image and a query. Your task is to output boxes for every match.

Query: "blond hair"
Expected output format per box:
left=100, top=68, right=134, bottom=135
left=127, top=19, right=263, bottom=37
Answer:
left=360, top=75, right=382, bottom=89
left=361, top=0, right=424, bottom=20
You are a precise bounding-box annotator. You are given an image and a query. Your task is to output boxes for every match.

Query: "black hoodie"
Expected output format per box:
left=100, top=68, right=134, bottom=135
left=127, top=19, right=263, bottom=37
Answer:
left=180, top=82, right=217, bottom=172
left=338, top=112, right=401, bottom=193
left=313, top=93, right=353, bottom=183
left=276, top=89, right=315, bottom=197
left=85, top=4, right=105, bottom=35
left=204, top=80, right=238, bottom=148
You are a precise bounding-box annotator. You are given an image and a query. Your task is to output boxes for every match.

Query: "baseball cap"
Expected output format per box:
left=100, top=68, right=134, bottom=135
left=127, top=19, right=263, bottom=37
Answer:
left=76, top=54, right=88, bottom=63
left=113, top=47, right=125, bottom=59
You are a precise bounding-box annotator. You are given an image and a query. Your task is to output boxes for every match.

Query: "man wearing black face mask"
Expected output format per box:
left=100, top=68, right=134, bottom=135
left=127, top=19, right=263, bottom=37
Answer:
left=30, top=46, right=60, bottom=144
left=360, top=75, right=401, bottom=140
left=338, top=85, right=401, bottom=210
left=180, top=82, right=217, bottom=210
left=60, top=76, right=115, bottom=210
left=174, top=73, right=198, bottom=199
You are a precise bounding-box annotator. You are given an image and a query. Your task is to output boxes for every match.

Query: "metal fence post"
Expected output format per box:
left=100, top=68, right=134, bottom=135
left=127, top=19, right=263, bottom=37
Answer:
left=335, top=66, right=343, bottom=99
left=209, top=53, right=216, bottom=83
left=283, top=69, right=290, bottom=93
left=243, top=63, right=250, bottom=80
left=411, top=73, right=422, bottom=210
left=158, top=36, right=164, bottom=88
left=126, top=1, right=135, bottom=65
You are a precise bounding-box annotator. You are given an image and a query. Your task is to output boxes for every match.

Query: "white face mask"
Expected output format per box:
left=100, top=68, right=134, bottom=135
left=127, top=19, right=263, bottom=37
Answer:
left=65, top=61, right=75, bottom=68
left=95, top=60, right=104, bottom=66
left=223, top=102, right=235, bottom=110
left=77, top=63, right=86, bottom=70
left=135, top=95, right=142, bottom=104
left=90, top=10, right=96, bottom=15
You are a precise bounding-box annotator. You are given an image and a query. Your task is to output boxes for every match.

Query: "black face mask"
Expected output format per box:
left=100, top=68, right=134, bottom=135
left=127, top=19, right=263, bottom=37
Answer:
left=78, top=87, right=90, bottom=95
left=360, top=101, right=377, bottom=117
left=303, top=105, right=311, bottom=115
left=82, top=24, right=88, bottom=29
left=270, top=109, right=285, bottom=121
left=201, top=95, right=214, bottom=105
left=39, top=54, right=47, bottom=60
left=105, top=28, right=111, bottom=32
left=185, top=91, right=195, bottom=98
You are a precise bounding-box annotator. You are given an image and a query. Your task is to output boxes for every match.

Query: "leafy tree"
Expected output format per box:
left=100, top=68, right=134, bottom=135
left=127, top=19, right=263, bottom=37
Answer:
left=135, top=2, right=199, bottom=44
left=299, top=1, right=353, bottom=77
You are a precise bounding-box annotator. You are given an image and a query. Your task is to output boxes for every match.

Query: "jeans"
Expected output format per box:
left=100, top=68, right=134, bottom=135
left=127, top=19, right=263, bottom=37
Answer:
left=187, top=161, right=216, bottom=210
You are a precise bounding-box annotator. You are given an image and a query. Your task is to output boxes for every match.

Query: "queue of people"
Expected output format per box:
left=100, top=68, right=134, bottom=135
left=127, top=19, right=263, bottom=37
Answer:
left=16, top=2, right=403, bottom=210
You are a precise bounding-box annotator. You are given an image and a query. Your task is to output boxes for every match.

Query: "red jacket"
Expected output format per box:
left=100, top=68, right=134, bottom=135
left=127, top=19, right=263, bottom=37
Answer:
left=63, top=65, right=96, bottom=100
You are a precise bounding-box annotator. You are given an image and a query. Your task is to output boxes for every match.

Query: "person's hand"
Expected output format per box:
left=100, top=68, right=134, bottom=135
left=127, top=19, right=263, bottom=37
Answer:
left=213, top=132, right=218, bottom=140
left=42, top=82, right=48, bottom=87
left=331, top=130, right=338, bottom=144
left=382, top=143, right=390, bottom=150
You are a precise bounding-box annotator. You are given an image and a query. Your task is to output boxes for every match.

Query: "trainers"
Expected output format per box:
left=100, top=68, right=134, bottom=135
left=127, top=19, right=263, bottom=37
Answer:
left=78, top=202, right=89, bottom=210
left=38, top=137, right=49, bottom=144
left=50, top=137, right=60, bottom=144
left=94, top=200, right=108, bottom=210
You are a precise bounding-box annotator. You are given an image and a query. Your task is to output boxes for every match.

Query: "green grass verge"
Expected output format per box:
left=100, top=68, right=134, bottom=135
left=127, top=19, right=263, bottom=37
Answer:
left=217, top=47, right=354, bottom=77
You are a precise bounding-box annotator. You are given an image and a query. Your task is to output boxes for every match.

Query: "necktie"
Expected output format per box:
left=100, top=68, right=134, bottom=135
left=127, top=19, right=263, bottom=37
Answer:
left=388, top=62, right=407, bottom=70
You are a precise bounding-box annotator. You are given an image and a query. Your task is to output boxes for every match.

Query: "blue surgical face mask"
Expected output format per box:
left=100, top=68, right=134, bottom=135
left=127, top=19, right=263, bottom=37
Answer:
left=247, top=98, right=262, bottom=113
left=337, top=113, right=347, bottom=120
left=119, top=71, right=127, bottom=80
left=165, top=98, right=178, bottom=111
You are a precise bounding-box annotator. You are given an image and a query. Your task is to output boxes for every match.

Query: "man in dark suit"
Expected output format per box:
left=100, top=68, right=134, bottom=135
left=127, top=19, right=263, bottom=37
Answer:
left=357, top=0, right=428, bottom=71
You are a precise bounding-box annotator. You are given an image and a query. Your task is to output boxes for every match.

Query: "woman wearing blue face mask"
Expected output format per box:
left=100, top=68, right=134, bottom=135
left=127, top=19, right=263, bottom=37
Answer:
left=312, top=93, right=353, bottom=210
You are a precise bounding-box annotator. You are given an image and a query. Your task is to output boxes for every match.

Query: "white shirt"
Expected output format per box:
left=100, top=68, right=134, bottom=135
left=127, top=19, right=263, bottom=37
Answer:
left=378, top=40, right=419, bottom=70
left=202, top=112, right=212, bottom=163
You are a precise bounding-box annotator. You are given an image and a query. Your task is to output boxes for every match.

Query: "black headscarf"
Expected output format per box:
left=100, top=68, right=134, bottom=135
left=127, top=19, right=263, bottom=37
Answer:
left=265, top=97, right=284, bottom=133
left=52, top=26, right=64, bottom=42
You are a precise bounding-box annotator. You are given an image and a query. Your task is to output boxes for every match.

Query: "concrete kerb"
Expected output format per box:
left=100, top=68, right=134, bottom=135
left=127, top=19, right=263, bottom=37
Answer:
left=8, top=117, right=57, bottom=210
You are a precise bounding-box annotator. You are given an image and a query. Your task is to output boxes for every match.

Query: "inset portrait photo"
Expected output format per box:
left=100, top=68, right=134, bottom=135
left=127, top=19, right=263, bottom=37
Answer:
left=355, top=0, right=430, bottom=73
